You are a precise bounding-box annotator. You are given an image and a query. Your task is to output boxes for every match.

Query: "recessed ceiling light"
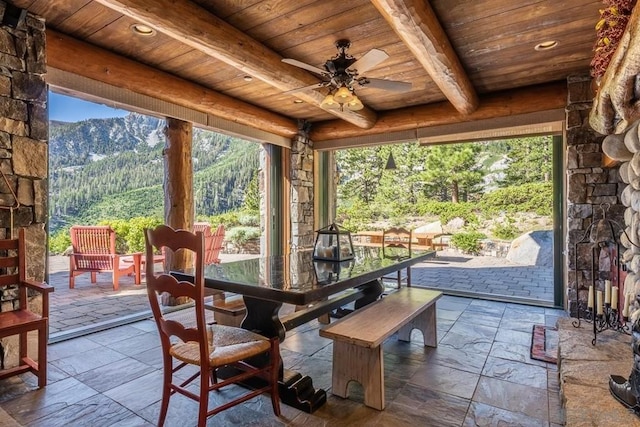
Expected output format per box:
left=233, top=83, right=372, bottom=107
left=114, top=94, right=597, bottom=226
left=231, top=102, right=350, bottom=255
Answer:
left=243, top=76, right=253, bottom=82
left=293, top=100, right=303, bottom=104
left=130, top=24, right=156, bottom=37
left=534, top=40, right=557, bottom=51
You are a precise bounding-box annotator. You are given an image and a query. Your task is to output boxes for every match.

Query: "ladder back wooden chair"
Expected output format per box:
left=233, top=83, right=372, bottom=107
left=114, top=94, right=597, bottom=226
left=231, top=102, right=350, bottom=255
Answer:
left=0, top=228, right=53, bottom=388
left=68, top=225, right=138, bottom=291
left=381, top=227, right=413, bottom=288
left=144, top=225, right=280, bottom=426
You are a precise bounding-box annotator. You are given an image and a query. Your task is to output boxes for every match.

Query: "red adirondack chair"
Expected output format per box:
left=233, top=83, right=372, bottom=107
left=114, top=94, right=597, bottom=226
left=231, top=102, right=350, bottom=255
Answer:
left=193, top=223, right=225, bottom=265
left=68, top=225, right=138, bottom=291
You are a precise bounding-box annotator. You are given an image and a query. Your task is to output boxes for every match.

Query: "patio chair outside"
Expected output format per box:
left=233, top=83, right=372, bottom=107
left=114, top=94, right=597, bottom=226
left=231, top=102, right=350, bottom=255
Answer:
left=193, top=222, right=225, bottom=265
left=381, top=227, right=412, bottom=288
left=68, top=225, right=138, bottom=291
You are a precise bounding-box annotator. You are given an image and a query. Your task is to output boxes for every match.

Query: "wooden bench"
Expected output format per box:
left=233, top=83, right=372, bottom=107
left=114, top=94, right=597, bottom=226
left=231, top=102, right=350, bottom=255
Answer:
left=319, top=287, right=442, bottom=410
left=204, top=292, right=247, bottom=327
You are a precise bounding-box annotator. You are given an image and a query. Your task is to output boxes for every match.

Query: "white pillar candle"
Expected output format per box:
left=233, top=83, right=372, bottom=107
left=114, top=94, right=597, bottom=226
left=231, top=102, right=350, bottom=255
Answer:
left=605, top=280, right=612, bottom=304
left=612, top=286, right=618, bottom=309
left=624, top=294, right=631, bottom=318
left=597, top=291, right=604, bottom=315
left=587, top=285, right=594, bottom=309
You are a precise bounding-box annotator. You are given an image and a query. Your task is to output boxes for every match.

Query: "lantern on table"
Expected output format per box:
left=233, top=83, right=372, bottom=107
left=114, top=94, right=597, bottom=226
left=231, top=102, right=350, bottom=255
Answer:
left=313, top=223, right=354, bottom=261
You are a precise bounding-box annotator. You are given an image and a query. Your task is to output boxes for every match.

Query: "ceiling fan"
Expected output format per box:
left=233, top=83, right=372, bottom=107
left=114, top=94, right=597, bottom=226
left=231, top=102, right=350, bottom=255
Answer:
left=282, top=39, right=412, bottom=111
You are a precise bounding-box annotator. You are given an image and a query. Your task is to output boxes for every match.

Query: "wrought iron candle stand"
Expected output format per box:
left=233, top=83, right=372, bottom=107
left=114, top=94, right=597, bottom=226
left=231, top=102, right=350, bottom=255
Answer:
left=572, top=206, right=631, bottom=345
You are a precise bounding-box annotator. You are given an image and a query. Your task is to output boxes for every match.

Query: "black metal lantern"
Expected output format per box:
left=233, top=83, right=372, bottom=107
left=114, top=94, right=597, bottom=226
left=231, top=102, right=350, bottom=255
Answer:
left=313, top=223, right=354, bottom=261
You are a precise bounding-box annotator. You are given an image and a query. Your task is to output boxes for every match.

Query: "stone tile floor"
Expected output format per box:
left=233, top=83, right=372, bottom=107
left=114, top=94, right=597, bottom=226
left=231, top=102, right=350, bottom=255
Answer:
left=0, top=295, right=567, bottom=426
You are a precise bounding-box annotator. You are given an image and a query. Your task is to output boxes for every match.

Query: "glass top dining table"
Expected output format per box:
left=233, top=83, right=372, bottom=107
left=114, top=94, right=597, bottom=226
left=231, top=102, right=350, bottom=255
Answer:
left=172, top=245, right=435, bottom=413
left=178, top=245, right=436, bottom=306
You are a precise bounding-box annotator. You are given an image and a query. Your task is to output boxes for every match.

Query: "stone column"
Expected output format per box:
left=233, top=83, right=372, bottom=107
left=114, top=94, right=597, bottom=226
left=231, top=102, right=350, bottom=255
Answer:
left=290, top=126, right=314, bottom=251
left=0, top=2, right=48, bottom=368
left=566, top=74, right=625, bottom=315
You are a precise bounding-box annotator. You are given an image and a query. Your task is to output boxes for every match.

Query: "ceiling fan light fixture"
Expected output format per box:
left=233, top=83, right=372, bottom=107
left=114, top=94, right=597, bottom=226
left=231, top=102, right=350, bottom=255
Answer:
left=345, top=96, right=363, bottom=111
left=333, top=86, right=354, bottom=103
left=321, top=94, right=341, bottom=110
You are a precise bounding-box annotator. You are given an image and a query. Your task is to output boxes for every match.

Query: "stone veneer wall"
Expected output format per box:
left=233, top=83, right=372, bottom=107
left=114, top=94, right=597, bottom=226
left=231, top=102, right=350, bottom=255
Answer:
left=290, top=132, right=314, bottom=251
left=0, top=2, right=48, bottom=366
left=566, top=74, right=625, bottom=316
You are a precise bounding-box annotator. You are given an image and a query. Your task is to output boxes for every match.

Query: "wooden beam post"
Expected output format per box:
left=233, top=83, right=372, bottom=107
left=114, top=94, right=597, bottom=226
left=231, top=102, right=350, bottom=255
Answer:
left=370, top=0, right=478, bottom=115
left=46, top=30, right=298, bottom=138
left=310, top=81, right=567, bottom=143
left=163, top=117, right=193, bottom=274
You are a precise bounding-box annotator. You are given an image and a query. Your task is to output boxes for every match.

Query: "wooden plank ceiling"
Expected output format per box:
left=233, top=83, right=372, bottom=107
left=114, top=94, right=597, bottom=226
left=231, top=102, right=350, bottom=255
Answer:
left=14, top=0, right=601, bottom=144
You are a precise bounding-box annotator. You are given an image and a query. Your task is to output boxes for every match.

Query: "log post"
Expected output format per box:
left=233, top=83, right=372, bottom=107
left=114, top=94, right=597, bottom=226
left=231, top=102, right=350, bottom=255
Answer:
left=163, top=117, right=193, bottom=305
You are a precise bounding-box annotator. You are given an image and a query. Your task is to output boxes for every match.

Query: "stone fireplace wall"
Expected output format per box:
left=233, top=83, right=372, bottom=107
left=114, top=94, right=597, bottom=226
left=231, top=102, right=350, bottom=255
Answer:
left=566, top=74, right=625, bottom=316
left=0, top=2, right=48, bottom=366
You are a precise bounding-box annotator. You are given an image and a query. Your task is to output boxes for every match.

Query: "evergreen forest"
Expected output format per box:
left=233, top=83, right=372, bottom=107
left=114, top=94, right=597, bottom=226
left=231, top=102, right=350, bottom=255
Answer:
left=335, top=137, right=554, bottom=250
left=49, top=113, right=260, bottom=235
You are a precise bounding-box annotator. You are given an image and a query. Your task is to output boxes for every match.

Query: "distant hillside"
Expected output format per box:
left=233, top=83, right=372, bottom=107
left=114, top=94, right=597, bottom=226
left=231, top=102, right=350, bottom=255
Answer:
left=49, top=113, right=260, bottom=234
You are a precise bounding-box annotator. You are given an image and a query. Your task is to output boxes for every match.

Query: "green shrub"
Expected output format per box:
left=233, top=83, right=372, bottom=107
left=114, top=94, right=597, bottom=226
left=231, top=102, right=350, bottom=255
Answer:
left=418, top=200, right=478, bottom=225
left=100, top=216, right=164, bottom=253
left=480, top=182, right=552, bottom=215
left=207, top=211, right=241, bottom=228
left=226, top=226, right=261, bottom=245
left=492, top=219, right=520, bottom=240
left=237, top=211, right=260, bottom=227
left=450, top=231, right=486, bottom=255
left=336, top=199, right=374, bottom=232
left=49, top=228, right=71, bottom=254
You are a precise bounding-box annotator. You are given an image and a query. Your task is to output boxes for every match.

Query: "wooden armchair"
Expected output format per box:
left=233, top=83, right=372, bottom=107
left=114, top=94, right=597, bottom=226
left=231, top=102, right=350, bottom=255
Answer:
left=0, top=228, right=53, bottom=388
left=193, top=223, right=225, bottom=265
left=382, top=227, right=413, bottom=288
left=68, top=225, right=138, bottom=291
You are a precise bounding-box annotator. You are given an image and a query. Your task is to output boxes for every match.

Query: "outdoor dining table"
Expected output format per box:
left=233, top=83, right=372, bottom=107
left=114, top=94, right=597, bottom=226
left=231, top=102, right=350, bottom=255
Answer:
left=172, top=245, right=435, bottom=412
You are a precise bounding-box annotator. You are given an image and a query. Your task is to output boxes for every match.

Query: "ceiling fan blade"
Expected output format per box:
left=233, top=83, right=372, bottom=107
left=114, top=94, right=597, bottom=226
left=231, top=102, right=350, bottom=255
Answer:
left=282, top=82, right=327, bottom=95
left=348, top=49, right=389, bottom=74
left=282, top=58, right=327, bottom=76
left=359, top=78, right=412, bottom=92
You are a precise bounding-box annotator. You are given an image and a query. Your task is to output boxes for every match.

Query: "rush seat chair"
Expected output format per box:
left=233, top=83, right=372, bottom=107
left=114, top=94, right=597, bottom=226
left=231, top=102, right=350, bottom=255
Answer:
left=144, top=225, right=280, bottom=426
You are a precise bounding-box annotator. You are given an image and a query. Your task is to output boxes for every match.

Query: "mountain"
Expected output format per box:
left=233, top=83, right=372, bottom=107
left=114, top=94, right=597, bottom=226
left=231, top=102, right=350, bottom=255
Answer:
left=49, top=113, right=260, bottom=234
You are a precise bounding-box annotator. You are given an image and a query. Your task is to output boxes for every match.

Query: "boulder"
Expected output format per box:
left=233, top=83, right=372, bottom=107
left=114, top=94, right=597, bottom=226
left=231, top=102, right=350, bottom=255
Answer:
left=505, top=230, right=553, bottom=267
left=414, top=221, right=443, bottom=235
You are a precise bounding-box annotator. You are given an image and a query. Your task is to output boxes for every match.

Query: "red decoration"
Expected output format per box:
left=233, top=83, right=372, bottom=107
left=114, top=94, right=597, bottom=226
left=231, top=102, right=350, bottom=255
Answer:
left=591, top=0, right=637, bottom=79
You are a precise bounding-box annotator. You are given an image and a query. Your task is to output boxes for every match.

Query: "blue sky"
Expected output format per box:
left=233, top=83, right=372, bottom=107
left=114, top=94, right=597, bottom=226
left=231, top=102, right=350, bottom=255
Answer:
left=49, top=92, right=130, bottom=123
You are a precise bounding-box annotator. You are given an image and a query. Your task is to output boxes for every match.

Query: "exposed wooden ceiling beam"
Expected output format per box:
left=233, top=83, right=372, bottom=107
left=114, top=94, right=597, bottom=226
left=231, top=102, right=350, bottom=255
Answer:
left=311, top=81, right=567, bottom=142
left=46, top=29, right=298, bottom=138
left=370, top=0, right=478, bottom=115
left=94, top=0, right=377, bottom=129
